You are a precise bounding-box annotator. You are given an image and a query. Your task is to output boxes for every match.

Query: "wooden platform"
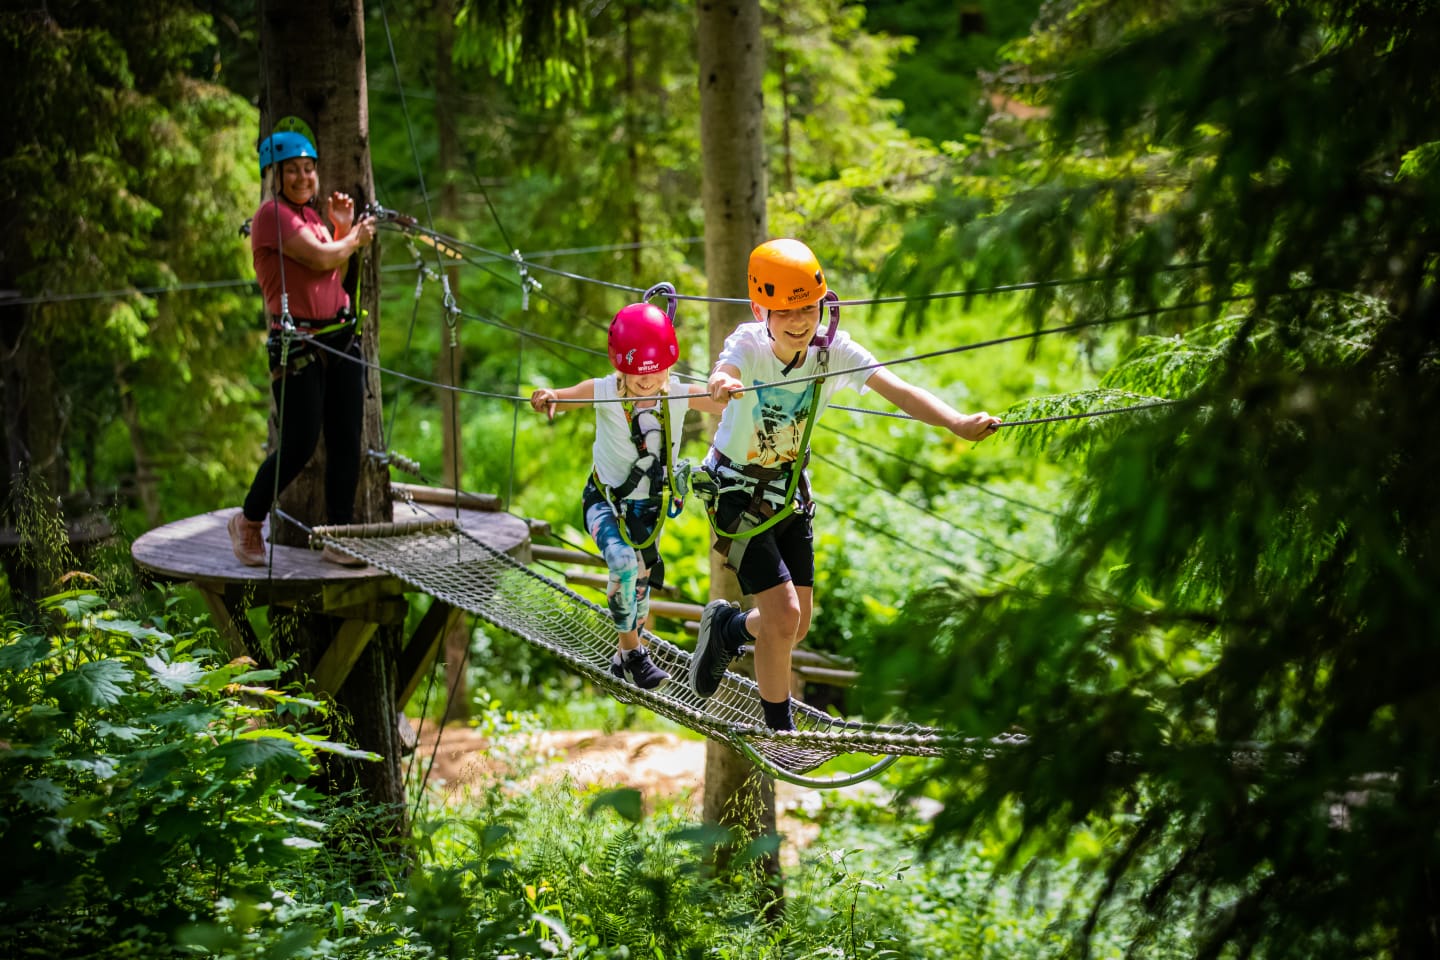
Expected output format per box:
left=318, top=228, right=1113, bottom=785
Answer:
left=132, top=501, right=530, bottom=595
left=131, top=498, right=531, bottom=698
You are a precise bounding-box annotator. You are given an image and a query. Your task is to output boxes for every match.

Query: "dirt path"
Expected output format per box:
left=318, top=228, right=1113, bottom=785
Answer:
left=406, top=724, right=890, bottom=853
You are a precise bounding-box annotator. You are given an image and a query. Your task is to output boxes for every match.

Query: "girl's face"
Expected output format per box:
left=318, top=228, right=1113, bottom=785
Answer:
left=756, top=301, right=821, bottom=359
left=620, top=368, right=668, bottom=397
left=280, top=157, right=318, bottom=205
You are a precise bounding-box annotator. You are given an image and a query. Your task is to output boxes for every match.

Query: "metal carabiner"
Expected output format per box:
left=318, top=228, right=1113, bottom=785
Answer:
left=643, top=281, right=678, bottom=324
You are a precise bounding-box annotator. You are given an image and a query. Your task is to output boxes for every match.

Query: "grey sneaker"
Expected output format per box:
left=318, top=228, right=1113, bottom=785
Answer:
left=610, top=646, right=670, bottom=690
left=690, top=600, right=740, bottom=699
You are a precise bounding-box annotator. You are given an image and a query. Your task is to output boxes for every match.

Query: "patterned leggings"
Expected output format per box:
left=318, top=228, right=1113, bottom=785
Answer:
left=582, top=478, right=662, bottom=633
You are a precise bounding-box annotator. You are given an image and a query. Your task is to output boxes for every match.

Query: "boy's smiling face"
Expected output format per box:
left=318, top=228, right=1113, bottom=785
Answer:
left=754, top=301, right=821, bottom=361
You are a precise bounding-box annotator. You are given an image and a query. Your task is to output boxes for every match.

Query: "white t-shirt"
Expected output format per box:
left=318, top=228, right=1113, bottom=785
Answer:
left=707, top=322, right=877, bottom=470
left=591, top=373, right=691, bottom=499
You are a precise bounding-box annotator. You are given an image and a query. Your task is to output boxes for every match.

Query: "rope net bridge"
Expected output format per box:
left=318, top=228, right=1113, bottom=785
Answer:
left=312, top=519, right=1027, bottom=788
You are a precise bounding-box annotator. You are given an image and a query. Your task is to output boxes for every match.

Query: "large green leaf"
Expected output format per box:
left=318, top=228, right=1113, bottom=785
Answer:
left=49, top=659, right=133, bottom=711
left=212, top=734, right=313, bottom=784
left=144, top=654, right=206, bottom=693
left=95, top=619, right=170, bottom=642
left=0, top=634, right=51, bottom=669
left=13, top=777, right=66, bottom=812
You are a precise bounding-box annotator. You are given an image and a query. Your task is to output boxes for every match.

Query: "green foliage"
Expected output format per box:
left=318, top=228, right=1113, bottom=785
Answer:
left=873, top=1, right=1440, bottom=956
left=860, top=0, right=1046, bottom=145
left=0, top=591, right=363, bottom=957
left=0, top=2, right=264, bottom=533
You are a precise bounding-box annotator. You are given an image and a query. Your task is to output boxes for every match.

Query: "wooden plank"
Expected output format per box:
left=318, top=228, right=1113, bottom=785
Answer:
left=131, top=505, right=531, bottom=587
left=312, top=619, right=379, bottom=696
left=647, top=598, right=706, bottom=620
left=391, top=482, right=500, bottom=512
left=793, top=665, right=858, bottom=688
left=530, top=544, right=606, bottom=568
left=321, top=578, right=404, bottom=614
left=325, top=596, right=409, bottom=625
left=564, top=570, right=682, bottom=599
left=396, top=600, right=463, bottom=708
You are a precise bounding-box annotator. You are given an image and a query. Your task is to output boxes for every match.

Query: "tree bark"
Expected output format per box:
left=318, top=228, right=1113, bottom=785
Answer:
left=434, top=0, right=471, bottom=722
left=696, top=0, right=779, bottom=890
left=258, top=0, right=404, bottom=841
left=257, top=0, right=390, bottom=542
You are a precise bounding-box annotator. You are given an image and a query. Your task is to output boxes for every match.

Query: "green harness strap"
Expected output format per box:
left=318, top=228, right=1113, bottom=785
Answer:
left=706, top=372, right=826, bottom=544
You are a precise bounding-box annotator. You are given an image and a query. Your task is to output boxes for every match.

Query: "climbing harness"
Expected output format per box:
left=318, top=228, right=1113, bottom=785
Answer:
left=592, top=282, right=696, bottom=549
left=697, top=291, right=841, bottom=572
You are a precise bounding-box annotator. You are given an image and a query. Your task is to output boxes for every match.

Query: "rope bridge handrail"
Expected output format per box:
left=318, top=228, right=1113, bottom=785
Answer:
left=310, top=520, right=1028, bottom=788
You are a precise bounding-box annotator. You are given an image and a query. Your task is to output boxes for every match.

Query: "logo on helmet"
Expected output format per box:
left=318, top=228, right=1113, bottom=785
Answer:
left=625, top=349, right=636, bottom=366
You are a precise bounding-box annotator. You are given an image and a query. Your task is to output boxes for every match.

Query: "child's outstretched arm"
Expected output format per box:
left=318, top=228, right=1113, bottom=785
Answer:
left=530, top=379, right=597, bottom=422
left=866, top=368, right=1000, bottom=442
left=686, top=390, right=727, bottom=415
left=707, top=362, right=745, bottom=407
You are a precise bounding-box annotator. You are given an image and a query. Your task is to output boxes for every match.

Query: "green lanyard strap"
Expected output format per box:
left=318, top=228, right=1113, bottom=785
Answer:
left=707, top=373, right=825, bottom=542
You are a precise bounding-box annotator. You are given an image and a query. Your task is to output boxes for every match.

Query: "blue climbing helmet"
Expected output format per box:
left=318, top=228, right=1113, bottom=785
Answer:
left=257, top=130, right=318, bottom=176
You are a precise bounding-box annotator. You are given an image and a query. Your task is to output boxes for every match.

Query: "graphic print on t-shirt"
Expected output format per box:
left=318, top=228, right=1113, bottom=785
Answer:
left=748, top=381, right=811, bottom=467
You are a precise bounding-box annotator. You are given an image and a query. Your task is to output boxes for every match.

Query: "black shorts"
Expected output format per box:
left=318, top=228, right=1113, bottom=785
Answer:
left=713, top=489, right=814, bottom=595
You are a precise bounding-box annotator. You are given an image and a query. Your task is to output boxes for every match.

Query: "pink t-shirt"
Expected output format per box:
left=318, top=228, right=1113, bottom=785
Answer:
left=250, top=198, right=350, bottom=323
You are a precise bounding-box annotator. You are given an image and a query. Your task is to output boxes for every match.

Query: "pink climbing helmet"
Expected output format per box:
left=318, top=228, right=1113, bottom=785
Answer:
left=608, top=300, right=678, bottom=375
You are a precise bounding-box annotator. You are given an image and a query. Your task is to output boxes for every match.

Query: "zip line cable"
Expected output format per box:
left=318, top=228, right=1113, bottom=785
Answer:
left=810, top=451, right=1043, bottom=566
left=821, top=425, right=1060, bottom=517
left=375, top=0, right=457, bottom=522
left=289, top=297, right=1212, bottom=419
left=819, top=499, right=1017, bottom=591
left=0, top=241, right=704, bottom=309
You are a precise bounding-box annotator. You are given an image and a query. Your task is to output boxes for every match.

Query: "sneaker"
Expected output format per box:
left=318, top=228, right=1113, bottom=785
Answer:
left=227, top=511, right=265, bottom=567
left=321, top=544, right=367, bottom=567
left=690, top=600, right=740, bottom=699
left=610, top=646, right=670, bottom=691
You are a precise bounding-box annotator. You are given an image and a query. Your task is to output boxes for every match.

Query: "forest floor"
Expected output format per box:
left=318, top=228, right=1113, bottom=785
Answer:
left=409, top=723, right=896, bottom=857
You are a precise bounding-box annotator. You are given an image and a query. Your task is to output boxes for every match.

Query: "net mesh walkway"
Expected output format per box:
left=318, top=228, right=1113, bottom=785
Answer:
left=313, top=519, right=1027, bottom=787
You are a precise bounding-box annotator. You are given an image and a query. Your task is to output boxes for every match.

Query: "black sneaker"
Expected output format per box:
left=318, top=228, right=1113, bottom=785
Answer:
left=690, top=600, right=740, bottom=699
left=611, top=646, right=670, bottom=691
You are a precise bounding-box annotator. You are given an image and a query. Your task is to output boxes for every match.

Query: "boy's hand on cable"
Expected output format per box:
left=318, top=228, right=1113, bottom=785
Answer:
left=530, top=388, right=558, bottom=421
left=952, top=412, right=1002, bottom=442
left=708, top=374, right=743, bottom=405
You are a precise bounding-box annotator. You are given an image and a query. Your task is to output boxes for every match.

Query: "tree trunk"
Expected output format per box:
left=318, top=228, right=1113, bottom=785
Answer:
left=257, top=0, right=390, bottom=542
left=258, top=0, right=404, bottom=840
left=115, top=362, right=161, bottom=528
left=434, top=0, right=471, bottom=722
left=696, top=0, right=779, bottom=891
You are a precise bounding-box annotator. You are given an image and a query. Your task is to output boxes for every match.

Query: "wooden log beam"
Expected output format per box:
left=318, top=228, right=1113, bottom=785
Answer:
left=530, top=544, right=606, bottom=568
left=312, top=619, right=379, bottom=696
left=563, top=570, right=683, bottom=599
left=391, top=481, right=500, bottom=512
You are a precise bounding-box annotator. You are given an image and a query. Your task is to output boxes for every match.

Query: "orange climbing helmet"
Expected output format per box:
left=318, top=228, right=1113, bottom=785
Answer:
left=608, top=301, right=678, bottom=376
left=748, top=239, right=827, bottom=310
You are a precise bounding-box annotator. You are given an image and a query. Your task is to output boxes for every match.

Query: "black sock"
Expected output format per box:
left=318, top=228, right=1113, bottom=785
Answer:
left=761, top=697, right=794, bottom=731
left=721, top=607, right=754, bottom=654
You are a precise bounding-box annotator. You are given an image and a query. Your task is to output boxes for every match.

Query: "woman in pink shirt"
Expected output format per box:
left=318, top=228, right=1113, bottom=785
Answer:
left=227, top=130, right=376, bottom=567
